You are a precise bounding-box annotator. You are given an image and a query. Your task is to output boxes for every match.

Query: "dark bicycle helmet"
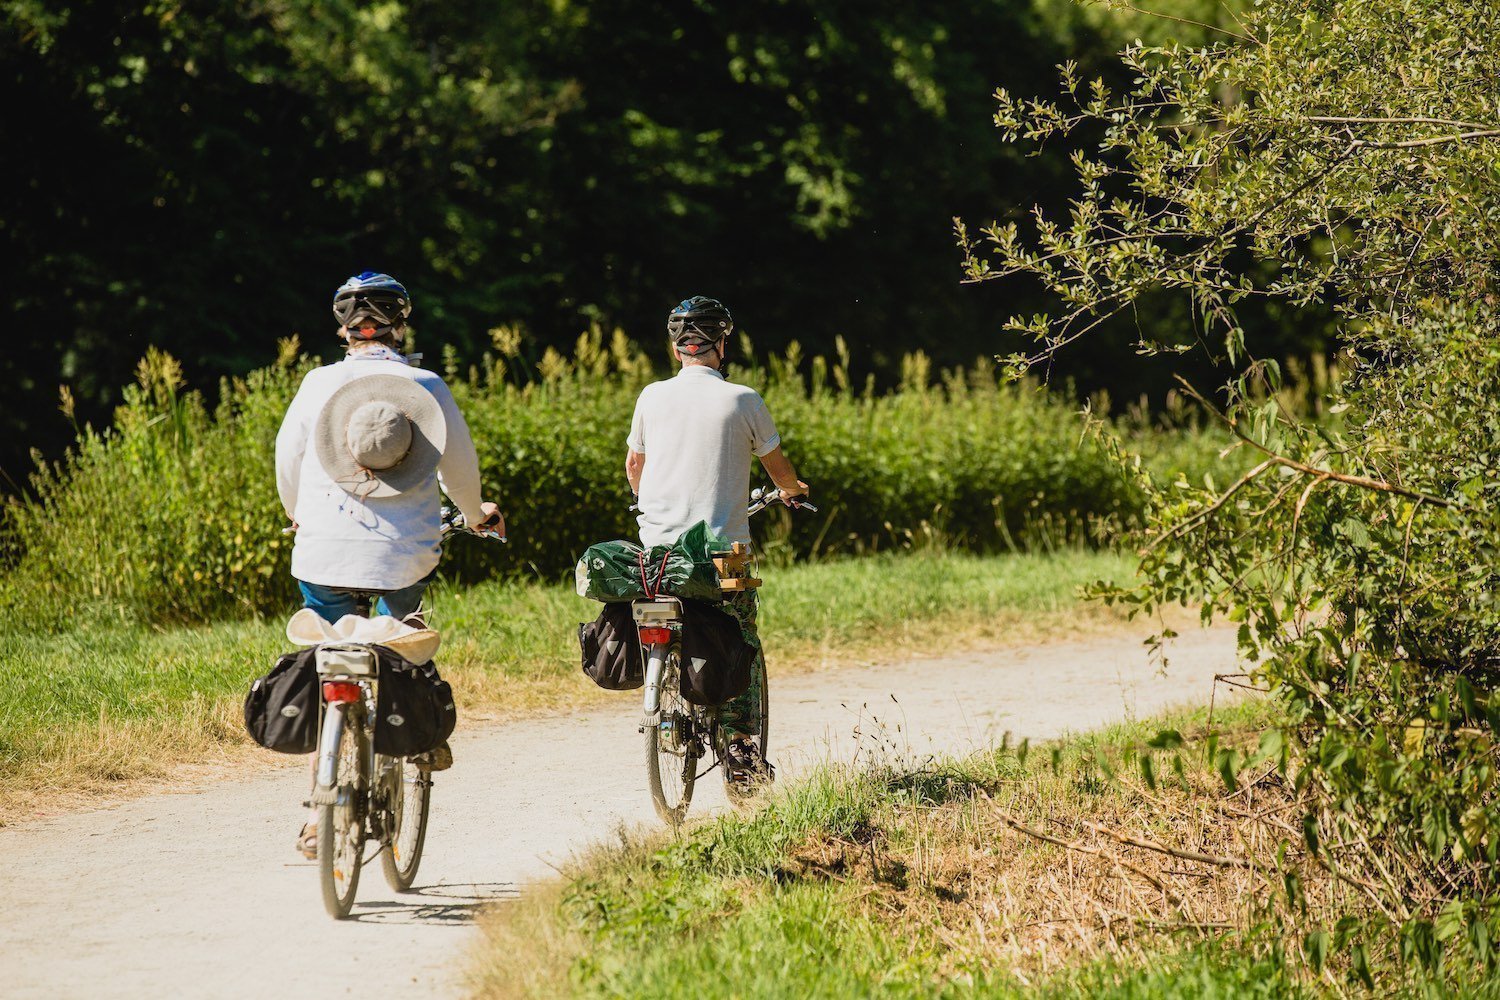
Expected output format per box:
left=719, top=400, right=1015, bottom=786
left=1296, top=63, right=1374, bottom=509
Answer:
left=333, top=271, right=413, bottom=338
left=667, top=295, right=733, bottom=356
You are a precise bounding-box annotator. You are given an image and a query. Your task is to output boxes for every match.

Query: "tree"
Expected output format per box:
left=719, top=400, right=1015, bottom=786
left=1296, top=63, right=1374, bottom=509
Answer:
left=5, top=0, right=1162, bottom=481
left=1, top=0, right=566, bottom=478
left=962, top=0, right=1500, bottom=978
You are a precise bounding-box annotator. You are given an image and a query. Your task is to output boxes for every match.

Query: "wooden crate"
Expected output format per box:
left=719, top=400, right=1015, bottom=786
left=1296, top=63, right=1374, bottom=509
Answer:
left=713, top=541, right=762, bottom=591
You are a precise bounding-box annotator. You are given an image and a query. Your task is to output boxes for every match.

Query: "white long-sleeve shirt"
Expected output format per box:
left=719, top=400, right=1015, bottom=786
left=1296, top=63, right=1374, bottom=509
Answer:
left=274, top=354, right=485, bottom=590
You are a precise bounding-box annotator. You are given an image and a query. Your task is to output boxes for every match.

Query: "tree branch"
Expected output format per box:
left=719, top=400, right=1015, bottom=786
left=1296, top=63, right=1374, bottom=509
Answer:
left=1308, top=115, right=1496, bottom=131
left=994, top=808, right=1186, bottom=906
left=1348, top=129, right=1500, bottom=150
left=1102, top=0, right=1256, bottom=44
left=1174, top=377, right=1454, bottom=507
left=1142, top=458, right=1275, bottom=552
left=1079, top=819, right=1257, bottom=868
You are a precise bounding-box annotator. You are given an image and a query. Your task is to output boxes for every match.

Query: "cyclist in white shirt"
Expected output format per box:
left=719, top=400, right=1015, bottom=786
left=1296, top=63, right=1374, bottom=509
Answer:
left=624, top=296, right=807, bottom=784
left=275, top=271, right=502, bottom=856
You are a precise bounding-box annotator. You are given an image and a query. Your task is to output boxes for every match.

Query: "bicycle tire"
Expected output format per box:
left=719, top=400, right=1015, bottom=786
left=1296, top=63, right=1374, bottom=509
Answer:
left=646, top=641, right=699, bottom=826
left=380, top=755, right=430, bottom=891
left=318, top=707, right=367, bottom=919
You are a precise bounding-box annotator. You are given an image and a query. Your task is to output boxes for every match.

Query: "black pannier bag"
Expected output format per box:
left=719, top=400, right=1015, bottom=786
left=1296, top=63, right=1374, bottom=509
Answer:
left=678, top=599, right=756, bottom=707
left=243, top=648, right=320, bottom=754
left=373, top=648, right=458, bottom=758
left=579, top=601, right=645, bottom=690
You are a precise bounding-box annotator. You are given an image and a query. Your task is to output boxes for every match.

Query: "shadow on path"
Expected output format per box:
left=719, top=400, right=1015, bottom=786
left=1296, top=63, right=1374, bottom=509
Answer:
left=347, top=882, right=520, bottom=925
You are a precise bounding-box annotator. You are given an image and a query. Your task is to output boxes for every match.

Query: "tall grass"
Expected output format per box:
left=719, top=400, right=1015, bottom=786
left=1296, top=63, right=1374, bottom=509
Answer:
left=0, top=329, right=1214, bottom=629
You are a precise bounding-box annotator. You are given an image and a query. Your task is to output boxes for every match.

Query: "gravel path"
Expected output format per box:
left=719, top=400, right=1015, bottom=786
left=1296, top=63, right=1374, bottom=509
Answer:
left=1, top=627, right=1237, bottom=999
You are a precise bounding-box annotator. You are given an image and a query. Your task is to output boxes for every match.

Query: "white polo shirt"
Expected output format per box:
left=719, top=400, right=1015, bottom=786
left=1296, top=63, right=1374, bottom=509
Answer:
left=627, top=366, right=781, bottom=548
left=274, top=354, right=486, bottom=590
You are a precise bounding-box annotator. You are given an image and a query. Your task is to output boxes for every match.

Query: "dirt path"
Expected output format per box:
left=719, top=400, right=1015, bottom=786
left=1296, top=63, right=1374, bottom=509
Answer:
left=2, top=628, right=1238, bottom=999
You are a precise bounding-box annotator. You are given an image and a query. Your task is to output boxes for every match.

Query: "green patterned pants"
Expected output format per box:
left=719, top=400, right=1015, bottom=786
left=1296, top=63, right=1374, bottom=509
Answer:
left=716, top=590, right=765, bottom=738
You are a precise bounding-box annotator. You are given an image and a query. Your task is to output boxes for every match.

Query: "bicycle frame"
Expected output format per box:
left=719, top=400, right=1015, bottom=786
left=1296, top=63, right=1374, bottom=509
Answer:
left=630, top=484, right=810, bottom=824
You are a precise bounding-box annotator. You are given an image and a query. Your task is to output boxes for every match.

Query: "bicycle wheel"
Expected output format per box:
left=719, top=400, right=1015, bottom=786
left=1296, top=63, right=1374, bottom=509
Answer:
left=318, top=707, right=367, bottom=919
left=646, top=642, right=699, bottom=826
left=380, top=755, right=430, bottom=891
left=723, top=656, right=772, bottom=805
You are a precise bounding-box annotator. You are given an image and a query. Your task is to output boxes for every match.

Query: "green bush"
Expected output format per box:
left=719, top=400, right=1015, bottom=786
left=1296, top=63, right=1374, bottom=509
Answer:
left=966, top=0, right=1500, bottom=973
left=0, top=330, right=1208, bottom=628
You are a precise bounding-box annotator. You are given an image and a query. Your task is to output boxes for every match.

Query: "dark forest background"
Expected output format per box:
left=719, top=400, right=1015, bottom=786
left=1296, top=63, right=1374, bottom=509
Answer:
left=3, top=0, right=1317, bottom=485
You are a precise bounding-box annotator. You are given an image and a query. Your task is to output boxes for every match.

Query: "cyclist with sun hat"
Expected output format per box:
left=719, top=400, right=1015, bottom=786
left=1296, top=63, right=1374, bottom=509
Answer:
left=274, top=270, right=503, bottom=857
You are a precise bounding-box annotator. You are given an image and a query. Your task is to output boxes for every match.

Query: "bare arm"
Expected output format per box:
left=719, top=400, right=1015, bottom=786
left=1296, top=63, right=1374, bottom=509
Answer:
left=625, top=448, right=645, bottom=493
left=757, top=445, right=807, bottom=499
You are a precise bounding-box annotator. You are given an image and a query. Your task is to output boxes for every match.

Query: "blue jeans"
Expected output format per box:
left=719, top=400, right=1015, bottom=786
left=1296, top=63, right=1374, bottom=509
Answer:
left=297, top=578, right=430, bottom=624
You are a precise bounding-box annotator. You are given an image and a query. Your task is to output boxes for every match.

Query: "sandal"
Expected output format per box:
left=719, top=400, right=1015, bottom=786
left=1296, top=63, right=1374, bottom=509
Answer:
left=296, top=822, right=318, bottom=860
left=416, top=739, right=453, bottom=772
left=724, top=739, right=774, bottom=787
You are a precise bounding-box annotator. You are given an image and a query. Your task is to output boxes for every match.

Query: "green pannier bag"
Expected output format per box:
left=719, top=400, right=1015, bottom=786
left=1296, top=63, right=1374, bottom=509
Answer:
left=574, top=520, right=728, bottom=603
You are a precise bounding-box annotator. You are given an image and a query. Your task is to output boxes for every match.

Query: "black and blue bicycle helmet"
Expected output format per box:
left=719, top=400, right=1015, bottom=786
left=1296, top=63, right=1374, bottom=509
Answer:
left=333, top=271, right=413, bottom=338
left=667, top=296, right=733, bottom=356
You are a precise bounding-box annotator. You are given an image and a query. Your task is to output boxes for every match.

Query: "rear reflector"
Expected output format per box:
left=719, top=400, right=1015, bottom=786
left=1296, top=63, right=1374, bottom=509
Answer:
left=638, top=626, right=672, bottom=646
left=322, top=681, right=362, bottom=703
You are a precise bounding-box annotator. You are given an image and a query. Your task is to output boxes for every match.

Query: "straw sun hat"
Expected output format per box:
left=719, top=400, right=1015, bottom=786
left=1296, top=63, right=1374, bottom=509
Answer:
left=314, top=374, right=447, bottom=498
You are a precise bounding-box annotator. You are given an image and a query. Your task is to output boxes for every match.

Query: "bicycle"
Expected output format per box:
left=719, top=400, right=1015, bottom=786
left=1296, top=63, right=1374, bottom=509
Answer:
left=290, top=506, right=503, bottom=918
left=635, top=484, right=817, bottom=825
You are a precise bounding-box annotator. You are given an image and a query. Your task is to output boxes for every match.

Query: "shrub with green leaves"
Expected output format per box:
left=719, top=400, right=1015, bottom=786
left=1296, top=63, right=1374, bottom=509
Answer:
left=962, top=0, right=1500, bottom=981
left=0, top=329, right=1192, bottom=629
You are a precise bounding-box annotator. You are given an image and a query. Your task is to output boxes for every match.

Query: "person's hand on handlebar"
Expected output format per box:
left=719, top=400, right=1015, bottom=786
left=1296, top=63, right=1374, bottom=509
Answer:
left=776, top=480, right=810, bottom=503
left=475, top=501, right=505, bottom=537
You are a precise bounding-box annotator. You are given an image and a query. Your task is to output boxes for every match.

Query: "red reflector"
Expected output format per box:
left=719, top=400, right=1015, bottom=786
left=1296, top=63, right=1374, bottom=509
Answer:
left=638, top=626, right=672, bottom=646
left=322, top=681, right=362, bottom=703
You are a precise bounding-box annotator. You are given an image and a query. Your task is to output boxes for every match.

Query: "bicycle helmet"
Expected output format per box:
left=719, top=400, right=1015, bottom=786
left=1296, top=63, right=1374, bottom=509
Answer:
left=333, top=271, right=413, bottom=339
left=667, top=295, right=733, bottom=356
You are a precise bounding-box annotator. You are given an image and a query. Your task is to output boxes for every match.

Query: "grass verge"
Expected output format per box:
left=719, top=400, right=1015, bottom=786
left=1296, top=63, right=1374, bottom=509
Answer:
left=468, top=700, right=1499, bottom=998
left=0, top=548, right=1136, bottom=824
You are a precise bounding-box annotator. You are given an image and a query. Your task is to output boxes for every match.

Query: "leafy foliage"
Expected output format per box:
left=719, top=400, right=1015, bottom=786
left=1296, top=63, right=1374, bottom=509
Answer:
left=0, top=335, right=1176, bottom=628
left=961, top=0, right=1500, bottom=979
left=6, top=0, right=1201, bottom=481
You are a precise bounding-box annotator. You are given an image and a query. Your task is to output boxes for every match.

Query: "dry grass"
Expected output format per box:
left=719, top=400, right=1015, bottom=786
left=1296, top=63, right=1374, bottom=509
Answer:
left=466, top=879, right=587, bottom=998
left=778, top=741, right=1328, bottom=983
left=2, top=699, right=296, bottom=823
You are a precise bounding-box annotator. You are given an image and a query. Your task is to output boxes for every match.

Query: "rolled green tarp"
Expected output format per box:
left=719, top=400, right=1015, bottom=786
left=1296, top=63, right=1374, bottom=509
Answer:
left=574, top=520, right=729, bottom=603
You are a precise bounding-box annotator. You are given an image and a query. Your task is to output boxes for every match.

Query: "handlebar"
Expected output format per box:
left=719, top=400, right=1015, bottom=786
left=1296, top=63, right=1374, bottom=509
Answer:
left=280, top=507, right=506, bottom=542
left=748, top=484, right=818, bottom=516
left=628, top=484, right=817, bottom=517
left=440, top=505, right=507, bottom=542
